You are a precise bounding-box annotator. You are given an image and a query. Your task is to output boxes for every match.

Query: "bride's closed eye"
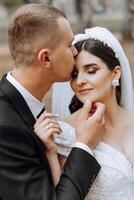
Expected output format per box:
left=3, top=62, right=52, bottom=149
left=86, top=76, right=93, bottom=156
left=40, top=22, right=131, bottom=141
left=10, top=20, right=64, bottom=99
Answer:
left=87, top=69, right=97, bottom=74
left=86, top=65, right=98, bottom=74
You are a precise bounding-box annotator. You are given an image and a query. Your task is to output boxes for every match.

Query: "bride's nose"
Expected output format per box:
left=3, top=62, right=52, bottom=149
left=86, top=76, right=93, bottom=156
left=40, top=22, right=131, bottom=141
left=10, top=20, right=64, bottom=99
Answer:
left=76, top=73, right=87, bottom=85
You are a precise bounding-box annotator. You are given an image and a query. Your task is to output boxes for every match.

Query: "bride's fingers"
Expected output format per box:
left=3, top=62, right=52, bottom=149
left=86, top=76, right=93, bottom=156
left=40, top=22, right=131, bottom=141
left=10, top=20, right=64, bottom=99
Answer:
left=35, top=126, right=62, bottom=140
left=41, top=121, right=62, bottom=132
left=35, top=112, right=59, bottom=126
left=42, top=112, right=59, bottom=118
left=36, top=118, right=59, bottom=128
left=89, top=102, right=106, bottom=123
left=42, top=128, right=62, bottom=140
left=43, top=122, right=62, bottom=133
left=34, top=122, right=62, bottom=134
left=79, top=99, right=92, bottom=121
left=101, top=113, right=105, bottom=126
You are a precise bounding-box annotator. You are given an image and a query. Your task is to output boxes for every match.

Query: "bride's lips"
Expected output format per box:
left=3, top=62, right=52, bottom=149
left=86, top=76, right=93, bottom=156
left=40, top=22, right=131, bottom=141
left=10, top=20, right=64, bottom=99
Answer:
left=78, top=88, right=93, bottom=94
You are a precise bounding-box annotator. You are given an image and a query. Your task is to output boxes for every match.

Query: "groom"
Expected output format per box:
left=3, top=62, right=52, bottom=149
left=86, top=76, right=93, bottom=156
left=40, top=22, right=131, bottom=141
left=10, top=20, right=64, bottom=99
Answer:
left=0, top=3, right=105, bottom=200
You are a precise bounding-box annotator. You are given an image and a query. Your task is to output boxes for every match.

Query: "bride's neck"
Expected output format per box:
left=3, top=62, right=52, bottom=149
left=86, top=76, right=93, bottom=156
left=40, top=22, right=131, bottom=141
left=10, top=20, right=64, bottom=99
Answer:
left=64, top=97, right=127, bottom=128
left=104, top=99, right=126, bottom=127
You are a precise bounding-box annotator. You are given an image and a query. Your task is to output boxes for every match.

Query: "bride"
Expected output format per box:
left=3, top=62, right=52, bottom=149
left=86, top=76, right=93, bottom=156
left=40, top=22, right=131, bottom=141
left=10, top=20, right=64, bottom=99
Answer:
left=35, top=27, right=134, bottom=199
left=52, top=26, right=134, bottom=199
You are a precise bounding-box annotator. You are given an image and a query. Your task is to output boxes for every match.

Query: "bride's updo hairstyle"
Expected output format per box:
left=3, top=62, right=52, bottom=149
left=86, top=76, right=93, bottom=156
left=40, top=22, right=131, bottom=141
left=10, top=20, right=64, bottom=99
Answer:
left=69, top=38, right=121, bottom=113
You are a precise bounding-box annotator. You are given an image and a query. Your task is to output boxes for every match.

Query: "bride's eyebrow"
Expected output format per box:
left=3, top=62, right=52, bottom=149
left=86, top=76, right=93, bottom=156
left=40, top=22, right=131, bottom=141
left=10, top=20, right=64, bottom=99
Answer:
left=83, top=63, right=98, bottom=69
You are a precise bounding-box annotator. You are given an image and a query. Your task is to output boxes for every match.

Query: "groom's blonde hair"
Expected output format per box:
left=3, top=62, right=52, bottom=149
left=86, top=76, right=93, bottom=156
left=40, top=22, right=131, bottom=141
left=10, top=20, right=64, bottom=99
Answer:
left=8, top=3, right=66, bottom=66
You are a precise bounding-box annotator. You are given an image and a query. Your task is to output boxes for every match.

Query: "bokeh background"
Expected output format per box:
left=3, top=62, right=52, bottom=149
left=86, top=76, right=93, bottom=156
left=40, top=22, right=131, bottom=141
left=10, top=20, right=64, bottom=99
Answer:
left=0, top=0, right=134, bottom=111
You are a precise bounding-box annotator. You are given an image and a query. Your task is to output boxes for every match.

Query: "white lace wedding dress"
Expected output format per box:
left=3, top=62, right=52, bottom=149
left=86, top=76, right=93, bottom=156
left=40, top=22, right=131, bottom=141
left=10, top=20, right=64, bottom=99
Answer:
left=54, top=121, right=134, bottom=200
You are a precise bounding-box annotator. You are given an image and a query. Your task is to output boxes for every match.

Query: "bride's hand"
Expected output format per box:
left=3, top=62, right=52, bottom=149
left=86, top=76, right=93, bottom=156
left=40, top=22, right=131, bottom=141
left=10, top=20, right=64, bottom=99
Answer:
left=76, top=100, right=106, bottom=149
left=34, top=112, right=62, bottom=154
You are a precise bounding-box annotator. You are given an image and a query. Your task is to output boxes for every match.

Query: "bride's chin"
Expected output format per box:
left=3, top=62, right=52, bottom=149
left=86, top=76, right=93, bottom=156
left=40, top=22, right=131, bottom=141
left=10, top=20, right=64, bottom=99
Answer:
left=81, top=96, right=94, bottom=104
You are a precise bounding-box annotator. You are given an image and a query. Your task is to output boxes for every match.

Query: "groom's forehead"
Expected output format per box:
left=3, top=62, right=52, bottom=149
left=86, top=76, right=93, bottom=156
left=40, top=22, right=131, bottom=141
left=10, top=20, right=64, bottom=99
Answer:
left=57, top=17, right=73, bottom=39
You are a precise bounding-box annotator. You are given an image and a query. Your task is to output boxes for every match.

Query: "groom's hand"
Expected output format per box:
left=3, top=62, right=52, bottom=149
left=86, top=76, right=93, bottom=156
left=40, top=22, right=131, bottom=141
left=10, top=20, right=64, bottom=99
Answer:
left=76, top=100, right=106, bottom=149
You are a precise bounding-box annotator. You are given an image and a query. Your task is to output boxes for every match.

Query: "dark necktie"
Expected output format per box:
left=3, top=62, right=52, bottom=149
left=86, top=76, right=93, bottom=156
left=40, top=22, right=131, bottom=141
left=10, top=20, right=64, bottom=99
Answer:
left=37, top=107, right=45, bottom=118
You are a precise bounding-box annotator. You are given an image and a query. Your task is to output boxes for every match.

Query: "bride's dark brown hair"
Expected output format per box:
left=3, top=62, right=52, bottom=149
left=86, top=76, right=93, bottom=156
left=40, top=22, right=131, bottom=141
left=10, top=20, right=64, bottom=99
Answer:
left=69, top=38, right=121, bottom=114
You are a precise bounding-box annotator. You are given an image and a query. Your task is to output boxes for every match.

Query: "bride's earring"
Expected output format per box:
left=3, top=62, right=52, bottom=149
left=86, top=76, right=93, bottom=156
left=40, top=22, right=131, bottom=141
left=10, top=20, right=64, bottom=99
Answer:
left=112, top=79, right=120, bottom=87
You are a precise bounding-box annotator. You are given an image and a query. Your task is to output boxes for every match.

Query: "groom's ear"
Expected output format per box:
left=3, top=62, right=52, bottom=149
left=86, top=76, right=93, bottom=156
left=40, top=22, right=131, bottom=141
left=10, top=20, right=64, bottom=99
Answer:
left=37, top=49, right=51, bottom=68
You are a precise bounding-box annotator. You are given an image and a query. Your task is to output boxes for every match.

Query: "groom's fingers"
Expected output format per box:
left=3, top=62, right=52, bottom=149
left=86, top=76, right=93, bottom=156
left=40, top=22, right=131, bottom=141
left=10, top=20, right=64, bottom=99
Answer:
left=89, top=102, right=105, bottom=124
left=78, top=99, right=92, bottom=121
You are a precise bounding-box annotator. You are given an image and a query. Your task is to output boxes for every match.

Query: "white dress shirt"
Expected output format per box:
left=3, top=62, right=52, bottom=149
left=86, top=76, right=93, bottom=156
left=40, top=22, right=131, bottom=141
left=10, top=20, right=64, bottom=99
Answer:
left=6, top=72, right=45, bottom=118
left=6, top=72, right=93, bottom=155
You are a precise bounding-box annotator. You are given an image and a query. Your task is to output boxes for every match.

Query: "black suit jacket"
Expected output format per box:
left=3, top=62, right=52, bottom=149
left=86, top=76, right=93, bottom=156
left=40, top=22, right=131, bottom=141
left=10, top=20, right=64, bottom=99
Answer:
left=0, top=75, right=100, bottom=200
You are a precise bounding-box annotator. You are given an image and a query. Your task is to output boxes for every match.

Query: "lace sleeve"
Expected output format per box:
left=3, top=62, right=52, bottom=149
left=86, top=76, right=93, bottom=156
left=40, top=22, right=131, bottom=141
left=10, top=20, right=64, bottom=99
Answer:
left=54, top=121, right=76, bottom=157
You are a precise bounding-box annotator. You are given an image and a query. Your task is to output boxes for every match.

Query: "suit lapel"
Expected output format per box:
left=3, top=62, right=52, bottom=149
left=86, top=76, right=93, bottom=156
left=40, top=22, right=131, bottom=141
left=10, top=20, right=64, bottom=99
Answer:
left=0, top=75, right=36, bottom=130
left=0, top=75, right=53, bottom=182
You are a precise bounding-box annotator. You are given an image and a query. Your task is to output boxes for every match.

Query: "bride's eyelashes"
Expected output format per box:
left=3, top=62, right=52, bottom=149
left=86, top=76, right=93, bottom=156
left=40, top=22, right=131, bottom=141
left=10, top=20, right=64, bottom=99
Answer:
left=86, top=65, right=99, bottom=74
left=71, top=68, right=98, bottom=80
left=87, top=69, right=97, bottom=74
